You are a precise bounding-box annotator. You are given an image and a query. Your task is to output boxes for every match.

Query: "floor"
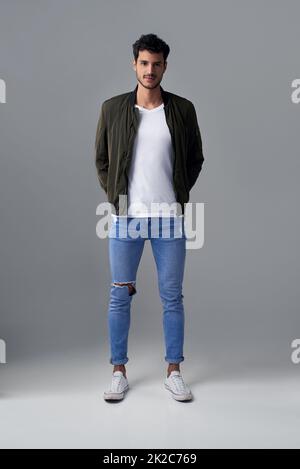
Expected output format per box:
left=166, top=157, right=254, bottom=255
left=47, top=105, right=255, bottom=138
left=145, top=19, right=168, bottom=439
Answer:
left=1, top=346, right=300, bottom=449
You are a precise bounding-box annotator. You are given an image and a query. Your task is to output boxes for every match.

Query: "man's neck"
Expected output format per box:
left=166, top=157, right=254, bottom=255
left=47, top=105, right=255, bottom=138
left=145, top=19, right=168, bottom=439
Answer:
left=136, top=84, right=163, bottom=109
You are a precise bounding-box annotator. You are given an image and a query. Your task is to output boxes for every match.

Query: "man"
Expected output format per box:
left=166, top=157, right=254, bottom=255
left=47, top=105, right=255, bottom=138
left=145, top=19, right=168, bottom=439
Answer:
left=95, top=33, right=204, bottom=401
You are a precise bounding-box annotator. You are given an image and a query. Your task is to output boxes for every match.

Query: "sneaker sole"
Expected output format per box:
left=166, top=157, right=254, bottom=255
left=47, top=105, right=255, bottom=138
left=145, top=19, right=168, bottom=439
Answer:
left=164, top=383, right=193, bottom=401
left=103, top=384, right=129, bottom=401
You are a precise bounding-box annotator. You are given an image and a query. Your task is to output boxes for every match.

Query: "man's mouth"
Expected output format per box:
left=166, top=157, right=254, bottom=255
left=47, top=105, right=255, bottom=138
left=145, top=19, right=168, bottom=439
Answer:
left=145, top=76, right=155, bottom=80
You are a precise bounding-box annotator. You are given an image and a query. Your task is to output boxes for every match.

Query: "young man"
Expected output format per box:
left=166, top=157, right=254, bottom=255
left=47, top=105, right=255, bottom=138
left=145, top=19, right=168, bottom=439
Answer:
left=95, top=33, right=204, bottom=401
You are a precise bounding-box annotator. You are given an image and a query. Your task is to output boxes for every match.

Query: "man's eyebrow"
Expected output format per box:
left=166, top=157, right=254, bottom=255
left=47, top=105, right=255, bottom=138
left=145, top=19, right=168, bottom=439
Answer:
left=139, top=60, right=162, bottom=64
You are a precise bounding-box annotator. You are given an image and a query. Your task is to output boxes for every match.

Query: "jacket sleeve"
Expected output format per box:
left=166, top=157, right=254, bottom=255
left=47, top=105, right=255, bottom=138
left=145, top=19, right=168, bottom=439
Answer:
left=95, top=101, right=109, bottom=194
left=186, top=102, right=204, bottom=191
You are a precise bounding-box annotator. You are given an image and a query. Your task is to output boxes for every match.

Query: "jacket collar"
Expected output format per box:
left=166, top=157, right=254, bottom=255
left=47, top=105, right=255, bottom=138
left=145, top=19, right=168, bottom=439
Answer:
left=129, top=83, right=170, bottom=108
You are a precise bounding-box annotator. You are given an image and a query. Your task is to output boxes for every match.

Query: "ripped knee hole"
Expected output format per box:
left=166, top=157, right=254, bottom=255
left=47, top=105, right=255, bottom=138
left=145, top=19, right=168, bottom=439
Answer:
left=112, top=282, right=136, bottom=296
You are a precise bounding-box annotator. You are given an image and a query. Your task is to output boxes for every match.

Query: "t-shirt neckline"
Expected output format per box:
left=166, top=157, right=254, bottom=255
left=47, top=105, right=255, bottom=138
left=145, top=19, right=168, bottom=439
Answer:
left=134, top=103, right=164, bottom=112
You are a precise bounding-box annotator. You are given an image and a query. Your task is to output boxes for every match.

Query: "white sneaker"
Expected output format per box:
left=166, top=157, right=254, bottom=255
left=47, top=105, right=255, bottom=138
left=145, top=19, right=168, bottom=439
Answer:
left=164, top=370, right=193, bottom=401
left=103, top=371, right=129, bottom=401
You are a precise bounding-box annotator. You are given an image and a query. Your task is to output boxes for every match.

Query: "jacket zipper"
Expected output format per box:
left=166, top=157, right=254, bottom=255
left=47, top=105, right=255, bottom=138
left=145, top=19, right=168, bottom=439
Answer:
left=121, top=120, right=136, bottom=213
left=166, top=111, right=184, bottom=215
left=167, top=120, right=178, bottom=200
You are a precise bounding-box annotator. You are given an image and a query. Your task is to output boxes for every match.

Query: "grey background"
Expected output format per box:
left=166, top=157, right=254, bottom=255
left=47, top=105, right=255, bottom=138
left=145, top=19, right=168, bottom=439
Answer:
left=0, top=0, right=299, bottom=448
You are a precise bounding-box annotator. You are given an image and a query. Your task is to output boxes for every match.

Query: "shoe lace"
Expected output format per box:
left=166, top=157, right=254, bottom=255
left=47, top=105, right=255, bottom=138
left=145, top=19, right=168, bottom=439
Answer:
left=171, top=374, right=188, bottom=393
left=111, top=374, right=124, bottom=392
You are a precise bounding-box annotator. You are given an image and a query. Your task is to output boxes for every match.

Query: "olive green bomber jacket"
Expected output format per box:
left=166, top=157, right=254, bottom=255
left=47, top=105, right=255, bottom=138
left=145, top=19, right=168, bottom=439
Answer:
left=95, top=84, right=204, bottom=216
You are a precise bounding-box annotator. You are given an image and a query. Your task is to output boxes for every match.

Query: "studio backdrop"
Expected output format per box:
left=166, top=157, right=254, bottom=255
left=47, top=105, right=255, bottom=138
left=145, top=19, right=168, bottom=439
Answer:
left=0, top=0, right=299, bottom=449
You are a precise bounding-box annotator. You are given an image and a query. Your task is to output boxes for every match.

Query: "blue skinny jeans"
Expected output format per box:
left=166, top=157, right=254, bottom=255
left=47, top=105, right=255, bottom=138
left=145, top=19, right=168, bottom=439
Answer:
left=107, top=216, right=186, bottom=365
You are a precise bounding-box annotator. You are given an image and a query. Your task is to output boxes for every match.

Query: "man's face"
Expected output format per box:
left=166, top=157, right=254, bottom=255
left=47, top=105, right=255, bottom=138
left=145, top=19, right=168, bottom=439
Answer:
left=133, top=50, right=167, bottom=90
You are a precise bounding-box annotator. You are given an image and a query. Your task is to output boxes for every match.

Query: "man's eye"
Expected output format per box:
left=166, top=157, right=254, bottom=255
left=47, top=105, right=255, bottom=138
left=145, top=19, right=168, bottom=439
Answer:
left=141, top=63, right=160, bottom=65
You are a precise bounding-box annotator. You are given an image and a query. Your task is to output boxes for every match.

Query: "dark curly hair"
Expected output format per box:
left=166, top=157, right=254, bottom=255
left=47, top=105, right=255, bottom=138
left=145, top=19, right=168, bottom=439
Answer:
left=132, top=33, right=170, bottom=63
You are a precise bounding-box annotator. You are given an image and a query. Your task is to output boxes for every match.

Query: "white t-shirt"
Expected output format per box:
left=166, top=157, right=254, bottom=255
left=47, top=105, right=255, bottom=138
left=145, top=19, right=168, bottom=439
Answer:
left=124, top=102, right=179, bottom=217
